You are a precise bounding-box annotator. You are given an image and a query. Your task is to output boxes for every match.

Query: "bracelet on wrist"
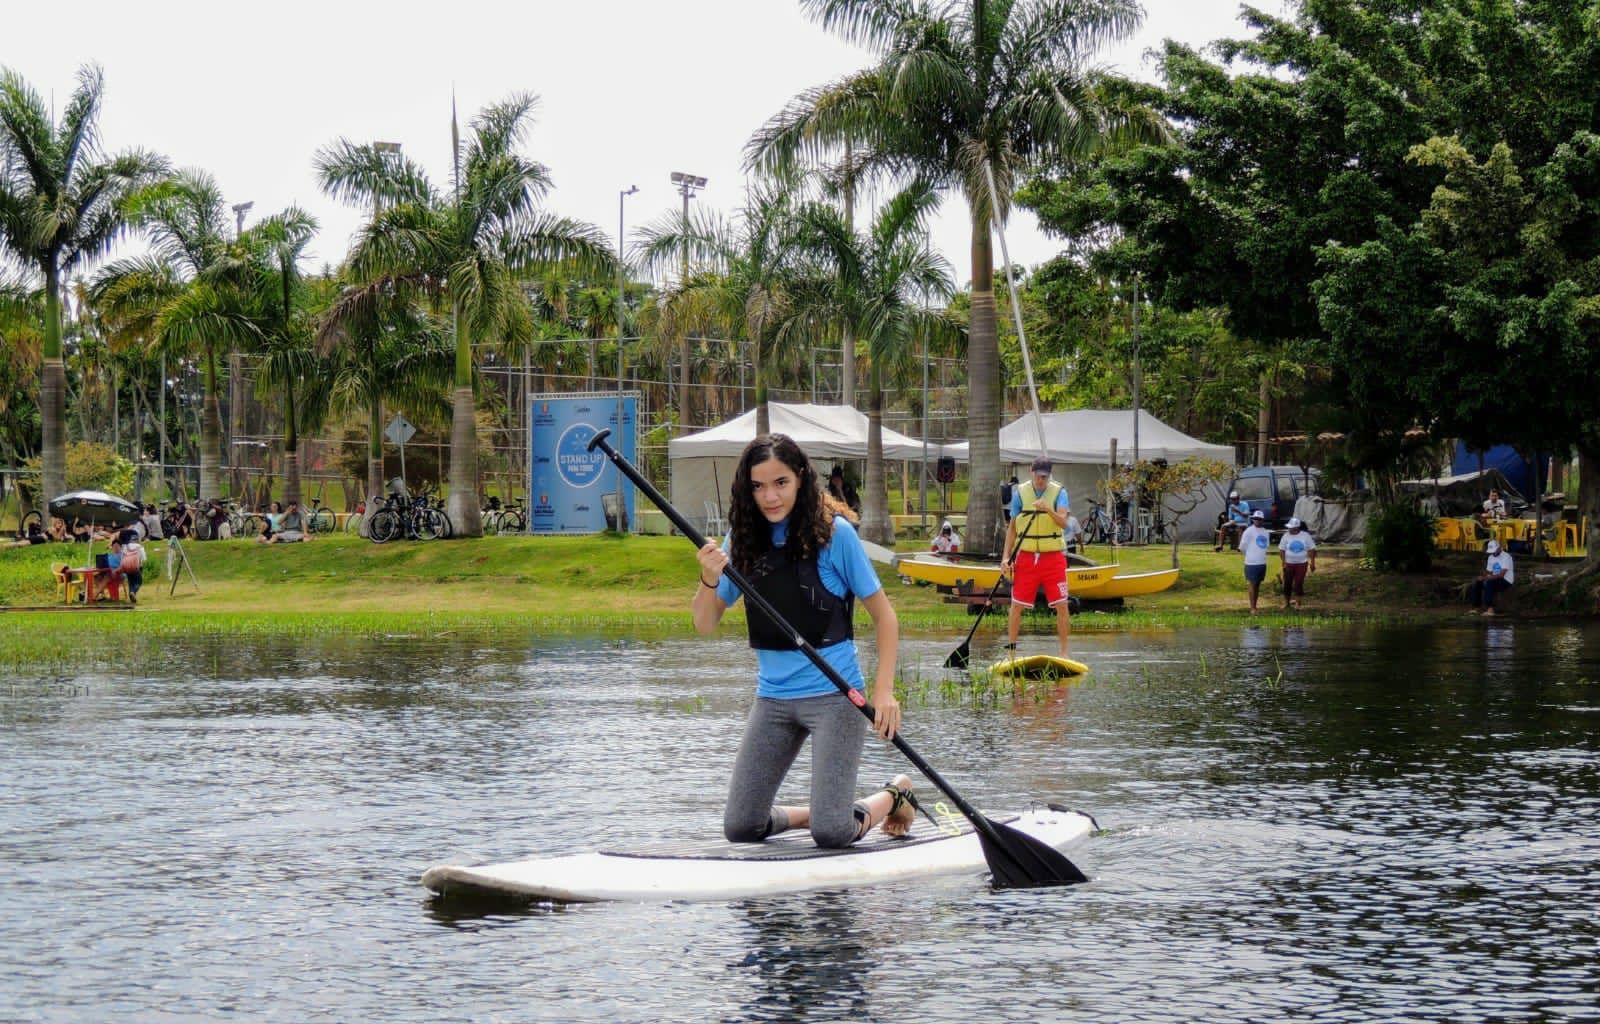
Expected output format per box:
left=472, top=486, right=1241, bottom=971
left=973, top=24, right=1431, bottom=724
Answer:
left=700, top=574, right=719, bottom=589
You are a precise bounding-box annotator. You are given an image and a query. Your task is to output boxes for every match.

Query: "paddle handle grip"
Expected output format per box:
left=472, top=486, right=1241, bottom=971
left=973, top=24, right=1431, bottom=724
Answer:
left=587, top=429, right=1003, bottom=837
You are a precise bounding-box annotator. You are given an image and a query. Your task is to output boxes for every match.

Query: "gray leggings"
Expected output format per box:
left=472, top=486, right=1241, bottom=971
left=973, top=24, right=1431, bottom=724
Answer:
left=724, top=693, right=867, bottom=849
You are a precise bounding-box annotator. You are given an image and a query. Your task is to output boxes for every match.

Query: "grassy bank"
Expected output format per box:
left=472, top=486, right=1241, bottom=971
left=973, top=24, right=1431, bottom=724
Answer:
left=3, top=528, right=1550, bottom=639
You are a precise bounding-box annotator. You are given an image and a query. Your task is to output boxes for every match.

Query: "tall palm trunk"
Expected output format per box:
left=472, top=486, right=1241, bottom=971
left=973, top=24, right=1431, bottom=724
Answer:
left=678, top=335, right=693, bottom=434
left=965, top=201, right=1002, bottom=555
left=282, top=386, right=301, bottom=507
left=448, top=307, right=483, bottom=537
left=753, top=337, right=769, bottom=436
left=448, top=385, right=482, bottom=536
left=41, top=272, right=66, bottom=501
left=200, top=350, right=223, bottom=499
left=367, top=398, right=383, bottom=502
left=862, top=361, right=893, bottom=544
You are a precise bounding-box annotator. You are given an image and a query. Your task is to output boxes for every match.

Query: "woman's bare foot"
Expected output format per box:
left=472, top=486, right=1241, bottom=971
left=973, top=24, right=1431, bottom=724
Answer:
left=880, top=774, right=916, bottom=838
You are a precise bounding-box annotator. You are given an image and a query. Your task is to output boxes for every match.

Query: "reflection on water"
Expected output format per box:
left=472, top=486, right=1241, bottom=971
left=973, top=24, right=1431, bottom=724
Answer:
left=2, top=624, right=1599, bottom=1022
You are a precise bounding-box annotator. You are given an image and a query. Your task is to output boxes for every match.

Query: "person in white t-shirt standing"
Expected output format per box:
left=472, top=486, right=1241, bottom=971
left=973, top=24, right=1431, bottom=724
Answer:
left=1277, top=516, right=1317, bottom=610
left=1237, top=509, right=1271, bottom=614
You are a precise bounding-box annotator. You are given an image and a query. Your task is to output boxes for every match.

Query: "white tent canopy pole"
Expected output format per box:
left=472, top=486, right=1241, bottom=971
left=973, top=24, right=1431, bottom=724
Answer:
left=985, top=160, right=1047, bottom=458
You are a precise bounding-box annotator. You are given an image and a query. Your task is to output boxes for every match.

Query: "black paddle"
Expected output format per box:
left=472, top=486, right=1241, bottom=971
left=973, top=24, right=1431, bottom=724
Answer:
left=588, top=430, right=1088, bottom=889
left=943, top=513, right=1039, bottom=670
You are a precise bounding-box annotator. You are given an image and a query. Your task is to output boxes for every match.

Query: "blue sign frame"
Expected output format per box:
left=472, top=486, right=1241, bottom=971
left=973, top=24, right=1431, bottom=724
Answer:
left=530, top=393, right=637, bottom=534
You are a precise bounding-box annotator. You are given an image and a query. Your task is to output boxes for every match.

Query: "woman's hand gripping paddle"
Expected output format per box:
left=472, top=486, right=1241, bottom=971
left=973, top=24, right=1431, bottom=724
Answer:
left=943, top=513, right=1038, bottom=670
left=588, top=430, right=1088, bottom=889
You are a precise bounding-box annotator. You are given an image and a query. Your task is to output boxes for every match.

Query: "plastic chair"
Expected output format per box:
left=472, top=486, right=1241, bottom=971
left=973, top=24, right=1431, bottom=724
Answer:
left=704, top=501, right=727, bottom=537
left=53, top=563, right=85, bottom=604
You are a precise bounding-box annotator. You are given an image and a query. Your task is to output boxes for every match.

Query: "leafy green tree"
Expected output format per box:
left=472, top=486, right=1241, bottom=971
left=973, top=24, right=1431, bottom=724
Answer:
left=634, top=185, right=808, bottom=436
left=91, top=170, right=256, bottom=500
left=0, top=64, right=166, bottom=502
left=317, top=96, right=613, bottom=536
left=790, top=182, right=960, bottom=542
left=750, top=0, right=1156, bottom=552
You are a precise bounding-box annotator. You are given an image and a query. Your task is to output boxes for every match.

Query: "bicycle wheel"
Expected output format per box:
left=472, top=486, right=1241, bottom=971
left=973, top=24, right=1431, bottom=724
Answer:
left=308, top=507, right=336, bottom=534
left=481, top=510, right=502, bottom=535
left=20, top=509, right=42, bottom=533
left=239, top=514, right=271, bottom=540
left=369, top=509, right=400, bottom=544
left=344, top=511, right=365, bottom=534
left=415, top=508, right=448, bottom=541
left=501, top=510, right=525, bottom=534
left=1115, top=517, right=1134, bottom=544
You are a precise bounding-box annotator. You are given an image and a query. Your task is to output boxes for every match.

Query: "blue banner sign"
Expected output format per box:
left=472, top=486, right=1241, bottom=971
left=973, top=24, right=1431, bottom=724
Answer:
left=530, top=393, right=637, bottom=533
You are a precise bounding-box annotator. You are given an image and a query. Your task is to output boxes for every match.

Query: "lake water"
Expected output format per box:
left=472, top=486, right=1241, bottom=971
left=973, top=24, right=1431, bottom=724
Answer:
left=3, top=623, right=1598, bottom=1023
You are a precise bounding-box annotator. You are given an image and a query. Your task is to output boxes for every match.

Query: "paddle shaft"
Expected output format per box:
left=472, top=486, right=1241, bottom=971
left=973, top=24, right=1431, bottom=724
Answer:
left=588, top=430, right=1022, bottom=853
left=947, top=511, right=1041, bottom=666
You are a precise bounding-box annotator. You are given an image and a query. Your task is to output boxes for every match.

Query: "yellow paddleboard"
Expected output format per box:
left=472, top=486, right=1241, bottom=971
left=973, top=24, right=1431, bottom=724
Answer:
left=989, top=654, right=1091, bottom=680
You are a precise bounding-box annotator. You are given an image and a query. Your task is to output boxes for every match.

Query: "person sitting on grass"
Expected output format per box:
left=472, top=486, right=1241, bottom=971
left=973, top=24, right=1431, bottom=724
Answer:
left=1467, top=539, right=1515, bottom=615
left=1215, top=491, right=1250, bottom=551
left=259, top=500, right=307, bottom=544
left=5, top=522, right=48, bottom=548
left=930, top=519, right=961, bottom=559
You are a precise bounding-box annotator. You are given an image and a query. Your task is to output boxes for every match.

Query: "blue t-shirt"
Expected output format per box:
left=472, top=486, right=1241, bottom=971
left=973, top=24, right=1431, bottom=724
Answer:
left=1227, top=502, right=1251, bottom=526
left=716, top=514, right=882, bottom=699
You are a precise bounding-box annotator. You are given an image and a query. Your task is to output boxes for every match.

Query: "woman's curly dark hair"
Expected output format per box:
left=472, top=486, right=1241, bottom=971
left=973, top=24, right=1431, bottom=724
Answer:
left=726, top=433, right=853, bottom=575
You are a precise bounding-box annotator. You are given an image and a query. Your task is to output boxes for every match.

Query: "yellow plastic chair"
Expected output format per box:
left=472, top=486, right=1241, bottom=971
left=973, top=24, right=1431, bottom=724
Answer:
left=52, top=563, right=85, bottom=604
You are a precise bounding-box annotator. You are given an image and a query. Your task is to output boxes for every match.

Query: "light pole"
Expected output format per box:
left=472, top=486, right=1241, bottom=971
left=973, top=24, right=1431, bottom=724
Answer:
left=227, top=201, right=253, bottom=498
left=617, top=185, right=638, bottom=532
left=670, top=172, right=706, bottom=435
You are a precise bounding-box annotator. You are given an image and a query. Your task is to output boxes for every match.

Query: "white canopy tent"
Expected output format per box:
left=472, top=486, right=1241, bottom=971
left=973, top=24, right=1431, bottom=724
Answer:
left=946, top=409, right=1237, bottom=541
left=668, top=403, right=951, bottom=534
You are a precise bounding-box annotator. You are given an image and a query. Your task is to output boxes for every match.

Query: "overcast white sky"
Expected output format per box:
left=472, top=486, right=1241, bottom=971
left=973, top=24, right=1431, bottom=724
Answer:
left=7, top=0, right=1281, bottom=286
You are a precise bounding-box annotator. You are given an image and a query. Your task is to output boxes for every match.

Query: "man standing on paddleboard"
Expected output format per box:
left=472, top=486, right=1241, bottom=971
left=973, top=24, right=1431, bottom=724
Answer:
left=1000, top=456, right=1072, bottom=658
left=693, top=434, right=917, bottom=849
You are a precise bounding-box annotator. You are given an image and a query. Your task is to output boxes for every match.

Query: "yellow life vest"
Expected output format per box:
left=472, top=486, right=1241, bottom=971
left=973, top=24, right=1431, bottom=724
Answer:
left=1016, top=480, right=1065, bottom=552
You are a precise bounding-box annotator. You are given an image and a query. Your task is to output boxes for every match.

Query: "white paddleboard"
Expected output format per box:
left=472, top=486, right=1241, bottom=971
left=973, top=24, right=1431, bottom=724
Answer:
left=422, top=805, right=1095, bottom=904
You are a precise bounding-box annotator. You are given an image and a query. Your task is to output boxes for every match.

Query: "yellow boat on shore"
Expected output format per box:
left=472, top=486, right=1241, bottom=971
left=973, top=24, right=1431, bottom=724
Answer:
left=1077, top=568, right=1181, bottom=601
left=895, top=557, right=1119, bottom=596
left=895, top=557, right=1179, bottom=601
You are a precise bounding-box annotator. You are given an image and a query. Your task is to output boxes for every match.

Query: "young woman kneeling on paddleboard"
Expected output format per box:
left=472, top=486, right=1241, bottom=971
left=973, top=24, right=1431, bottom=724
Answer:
left=693, top=433, right=915, bottom=849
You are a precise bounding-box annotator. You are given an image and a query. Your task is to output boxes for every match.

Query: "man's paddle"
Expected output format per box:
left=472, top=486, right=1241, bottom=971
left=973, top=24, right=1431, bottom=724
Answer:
left=588, top=429, right=1088, bottom=889
left=943, top=514, right=1037, bottom=670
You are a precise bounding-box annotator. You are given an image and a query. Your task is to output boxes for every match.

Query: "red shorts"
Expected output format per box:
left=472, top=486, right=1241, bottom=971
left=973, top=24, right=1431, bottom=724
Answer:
left=1011, top=549, right=1069, bottom=606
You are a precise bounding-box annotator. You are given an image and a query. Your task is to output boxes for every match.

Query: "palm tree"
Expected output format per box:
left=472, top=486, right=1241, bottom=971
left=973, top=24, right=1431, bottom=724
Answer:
left=791, top=182, right=959, bottom=543
left=317, top=282, right=453, bottom=513
left=749, top=0, right=1153, bottom=551
left=92, top=169, right=254, bottom=499
left=634, top=185, right=807, bottom=436
left=316, top=95, right=613, bottom=536
left=244, top=208, right=322, bottom=506
left=0, top=64, right=167, bottom=502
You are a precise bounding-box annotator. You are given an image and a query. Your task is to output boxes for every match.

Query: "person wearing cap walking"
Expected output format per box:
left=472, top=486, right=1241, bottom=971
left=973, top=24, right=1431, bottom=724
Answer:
left=1238, top=509, right=1272, bottom=614
left=1276, top=516, right=1317, bottom=609
left=1000, top=456, right=1072, bottom=657
left=1215, top=490, right=1251, bottom=551
left=1467, top=539, right=1515, bottom=615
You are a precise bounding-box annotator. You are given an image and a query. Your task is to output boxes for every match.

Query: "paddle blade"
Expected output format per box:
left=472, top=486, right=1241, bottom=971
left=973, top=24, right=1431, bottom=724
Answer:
left=977, top=818, right=1089, bottom=888
left=943, top=643, right=972, bottom=669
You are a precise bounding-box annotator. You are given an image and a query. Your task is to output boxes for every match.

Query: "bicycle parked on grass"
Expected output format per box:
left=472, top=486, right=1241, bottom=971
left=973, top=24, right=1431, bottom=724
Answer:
left=481, top=495, right=526, bottom=535
left=1083, top=497, right=1133, bottom=545
left=366, top=489, right=450, bottom=543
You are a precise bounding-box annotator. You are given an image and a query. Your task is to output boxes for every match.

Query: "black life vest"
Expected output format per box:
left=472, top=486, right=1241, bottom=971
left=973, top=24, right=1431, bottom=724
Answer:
left=744, top=542, right=855, bottom=651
